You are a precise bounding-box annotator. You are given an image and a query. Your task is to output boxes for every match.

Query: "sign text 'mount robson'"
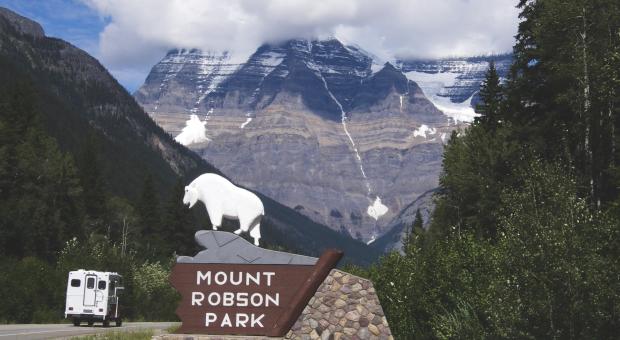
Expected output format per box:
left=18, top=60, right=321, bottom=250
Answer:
left=170, top=249, right=343, bottom=336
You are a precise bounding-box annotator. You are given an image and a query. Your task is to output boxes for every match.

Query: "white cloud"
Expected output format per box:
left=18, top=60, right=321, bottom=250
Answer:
left=82, top=0, right=519, bottom=90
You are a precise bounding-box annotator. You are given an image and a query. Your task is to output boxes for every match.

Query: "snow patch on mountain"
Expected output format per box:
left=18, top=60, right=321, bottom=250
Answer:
left=371, top=62, right=385, bottom=74
left=175, top=114, right=208, bottom=145
left=240, top=118, right=253, bottom=129
left=258, top=51, right=285, bottom=69
left=413, top=124, right=437, bottom=138
left=367, top=197, right=388, bottom=220
left=192, top=51, right=246, bottom=110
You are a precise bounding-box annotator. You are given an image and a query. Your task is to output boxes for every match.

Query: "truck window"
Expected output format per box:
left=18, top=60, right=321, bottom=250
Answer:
left=86, top=277, right=95, bottom=289
left=70, top=279, right=81, bottom=287
left=98, top=280, right=107, bottom=290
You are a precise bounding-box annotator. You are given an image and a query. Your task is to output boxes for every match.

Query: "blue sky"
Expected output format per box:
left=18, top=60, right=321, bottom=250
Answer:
left=0, top=1, right=104, bottom=56
left=0, top=1, right=519, bottom=93
left=0, top=0, right=151, bottom=91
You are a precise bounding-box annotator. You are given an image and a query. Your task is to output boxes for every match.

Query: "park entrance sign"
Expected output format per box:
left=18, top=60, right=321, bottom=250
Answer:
left=170, top=230, right=342, bottom=336
left=171, top=174, right=391, bottom=338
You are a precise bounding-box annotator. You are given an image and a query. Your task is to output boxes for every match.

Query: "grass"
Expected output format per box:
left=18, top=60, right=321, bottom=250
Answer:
left=164, top=324, right=180, bottom=334
left=69, top=329, right=154, bottom=340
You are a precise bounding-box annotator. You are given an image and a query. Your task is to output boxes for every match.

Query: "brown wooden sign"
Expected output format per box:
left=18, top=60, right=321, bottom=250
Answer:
left=170, top=249, right=343, bottom=336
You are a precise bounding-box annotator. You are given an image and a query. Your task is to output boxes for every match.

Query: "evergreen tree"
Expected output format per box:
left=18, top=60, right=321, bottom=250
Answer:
left=506, top=0, right=620, bottom=206
left=137, top=174, right=160, bottom=234
left=77, top=136, right=107, bottom=218
left=433, top=0, right=620, bottom=240
left=77, top=135, right=108, bottom=234
left=404, top=209, right=426, bottom=254
left=412, top=209, right=423, bottom=231
left=161, top=179, right=195, bottom=256
left=0, top=81, right=84, bottom=260
left=136, top=173, right=161, bottom=255
left=475, top=61, right=503, bottom=131
left=431, top=126, right=520, bottom=238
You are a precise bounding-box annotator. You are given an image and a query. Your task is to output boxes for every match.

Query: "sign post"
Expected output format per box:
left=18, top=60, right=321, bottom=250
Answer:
left=169, top=230, right=342, bottom=336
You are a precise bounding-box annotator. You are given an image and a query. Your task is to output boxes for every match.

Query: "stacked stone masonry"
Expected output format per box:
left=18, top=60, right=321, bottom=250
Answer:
left=284, top=269, right=393, bottom=340
left=154, top=269, right=392, bottom=340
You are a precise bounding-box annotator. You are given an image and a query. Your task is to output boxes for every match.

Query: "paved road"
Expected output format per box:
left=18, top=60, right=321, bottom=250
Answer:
left=0, top=322, right=178, bottom=339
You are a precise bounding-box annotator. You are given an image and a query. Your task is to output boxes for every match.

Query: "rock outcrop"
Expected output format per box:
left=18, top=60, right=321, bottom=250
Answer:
left=0, top=7, right=44, bottom=37
left=177, top=230, right=318, bottom=265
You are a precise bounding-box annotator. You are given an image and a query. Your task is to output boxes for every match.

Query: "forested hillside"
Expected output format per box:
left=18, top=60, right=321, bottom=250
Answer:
left=0, top=8, right=378, bottom=323
left=356, top=0, right=620, bottom=338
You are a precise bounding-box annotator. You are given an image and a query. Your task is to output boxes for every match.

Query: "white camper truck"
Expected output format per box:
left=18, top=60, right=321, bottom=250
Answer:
left=65, top=270, right=124, bottom=327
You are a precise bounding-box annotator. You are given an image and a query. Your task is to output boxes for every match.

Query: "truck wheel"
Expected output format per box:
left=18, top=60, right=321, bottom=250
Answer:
left=115, top=319, right=122, bottom=327
left=103, top=319, right=110, bottom=327
left=73, top=318, right=81, bottom=326
left=87, top=320, right=94, bottom=326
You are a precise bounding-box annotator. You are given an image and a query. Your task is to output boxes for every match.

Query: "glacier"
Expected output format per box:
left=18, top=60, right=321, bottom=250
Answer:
left=405, top=71, right=479, bottom=123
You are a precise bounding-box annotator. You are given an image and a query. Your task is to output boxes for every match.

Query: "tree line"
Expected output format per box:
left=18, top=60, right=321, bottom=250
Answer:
left=0, top=80, right=205, bottom=322
left=354, top=0, right=620, bottom=338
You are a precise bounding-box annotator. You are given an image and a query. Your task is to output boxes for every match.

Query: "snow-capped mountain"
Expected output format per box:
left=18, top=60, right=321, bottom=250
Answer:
left=134, top=38, right=508, bottom=242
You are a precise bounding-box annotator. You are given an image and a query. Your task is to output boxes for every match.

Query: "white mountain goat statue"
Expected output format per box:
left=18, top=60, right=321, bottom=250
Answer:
left=183, top=173, right=264, bottom=246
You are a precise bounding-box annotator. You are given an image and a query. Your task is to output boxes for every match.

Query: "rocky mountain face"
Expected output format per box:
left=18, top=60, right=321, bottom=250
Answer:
left=135, top=39, right=506, bottom=242
left=0, top=7, right=380, bottom=264
left=0, top=7, right=44, bottom=37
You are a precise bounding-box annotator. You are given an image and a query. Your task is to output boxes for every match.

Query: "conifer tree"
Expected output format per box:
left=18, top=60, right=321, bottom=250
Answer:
left=161, top=179, right=195, bottom=255
left=412, top=209, right=423, bottom=233
left=77, top=136, right=107, bottom=225
left=0, top=81, right=84, bottom=260
left=137, top=174, right=161, bottom=237
left=506, top=0, right=620, bottom=206
left=475, top=61, right=502, bottom=131
left=403, top=209, right=425, bottom=255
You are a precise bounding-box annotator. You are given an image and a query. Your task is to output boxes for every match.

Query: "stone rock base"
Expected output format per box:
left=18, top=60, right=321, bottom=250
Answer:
left=285, top=269, right=393, bottom=340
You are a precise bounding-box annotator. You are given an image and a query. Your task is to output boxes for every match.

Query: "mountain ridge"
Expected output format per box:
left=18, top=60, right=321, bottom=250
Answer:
left=0, top=7, right=379, bottom=265
left=135, top=38, right=469, bottom=241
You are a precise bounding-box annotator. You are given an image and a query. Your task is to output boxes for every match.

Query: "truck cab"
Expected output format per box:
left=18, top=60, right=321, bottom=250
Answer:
left=65, top=269, right=124, bottom=327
